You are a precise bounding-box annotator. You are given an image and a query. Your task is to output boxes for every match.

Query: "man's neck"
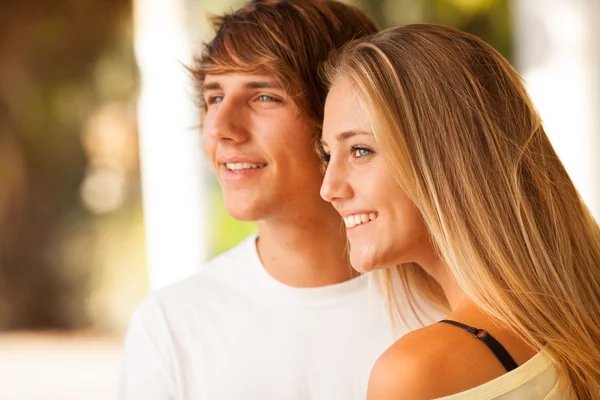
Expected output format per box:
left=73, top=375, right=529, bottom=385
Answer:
left=255, top=205, right=358, bottom=288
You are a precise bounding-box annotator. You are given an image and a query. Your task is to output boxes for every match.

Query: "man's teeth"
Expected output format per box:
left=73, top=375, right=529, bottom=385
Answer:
left=225, top=162, right=266, bottom=171
left=344, top=213, right=378, bottom=228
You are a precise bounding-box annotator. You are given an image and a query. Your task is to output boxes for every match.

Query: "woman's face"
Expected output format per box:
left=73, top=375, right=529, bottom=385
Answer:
left=320, top=77, right=434, bottom=272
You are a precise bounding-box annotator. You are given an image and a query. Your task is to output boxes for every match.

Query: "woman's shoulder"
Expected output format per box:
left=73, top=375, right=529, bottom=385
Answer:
left=367, top=322, right=515, bottom=400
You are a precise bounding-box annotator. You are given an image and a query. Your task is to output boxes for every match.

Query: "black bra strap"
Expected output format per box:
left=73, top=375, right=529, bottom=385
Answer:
left=438, top=319, right=518, bottom=372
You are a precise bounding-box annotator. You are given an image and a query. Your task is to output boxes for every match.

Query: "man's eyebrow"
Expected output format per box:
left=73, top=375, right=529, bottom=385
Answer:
left=320, top=129, right=371, bottom=148
left=202, top=82, right=221, bottom=91
left=245, top=81, right=284, bottom=90
left=201, top=80, right=284, bottom=92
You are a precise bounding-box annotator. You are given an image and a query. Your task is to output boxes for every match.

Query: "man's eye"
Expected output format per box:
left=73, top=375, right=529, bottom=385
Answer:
left=256, top=95, right=280, bottom=102
left=207, top=95, right=224, bottom=105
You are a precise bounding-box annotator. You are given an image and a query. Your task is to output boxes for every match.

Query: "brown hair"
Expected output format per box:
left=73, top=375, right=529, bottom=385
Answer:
left=191, top=0, right=378, bottom=133
left=323, top=24, right=600, bottom=398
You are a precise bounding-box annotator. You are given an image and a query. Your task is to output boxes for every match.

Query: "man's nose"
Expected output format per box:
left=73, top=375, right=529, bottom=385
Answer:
left=205, top=99, right=249, bottom=143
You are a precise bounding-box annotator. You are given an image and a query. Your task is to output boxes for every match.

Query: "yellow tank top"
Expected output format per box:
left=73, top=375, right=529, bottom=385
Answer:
left=436, top=351, right=571, bottom=399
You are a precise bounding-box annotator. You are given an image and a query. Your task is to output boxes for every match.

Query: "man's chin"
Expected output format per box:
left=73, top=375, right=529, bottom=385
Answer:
left=224, top=203, right=265, bottom=222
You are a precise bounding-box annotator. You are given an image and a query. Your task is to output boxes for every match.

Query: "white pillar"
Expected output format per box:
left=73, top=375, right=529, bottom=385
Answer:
left=134, top=0, right=208, bottom=289
left=511, top=0, right=600, bottom=221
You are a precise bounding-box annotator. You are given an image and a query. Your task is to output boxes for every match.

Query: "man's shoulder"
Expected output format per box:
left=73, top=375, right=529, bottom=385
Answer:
left=147, top=235, right=259, bottom=308
left=208, top=234, right=257, bottom=264
left=200, top=234, right=258, bottom=277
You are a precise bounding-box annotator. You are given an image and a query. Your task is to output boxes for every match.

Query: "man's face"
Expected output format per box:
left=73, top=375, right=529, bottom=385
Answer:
left=203, top=73, right=325, bottom=222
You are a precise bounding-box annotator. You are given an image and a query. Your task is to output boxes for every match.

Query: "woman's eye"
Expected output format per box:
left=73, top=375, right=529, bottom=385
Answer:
left=351, top=147, right=372, bottom=158
left=321, top=152, right=331, bottom=164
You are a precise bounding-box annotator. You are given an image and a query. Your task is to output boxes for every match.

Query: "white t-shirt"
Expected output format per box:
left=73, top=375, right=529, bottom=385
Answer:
left=119, top=235, right=439, bottom=400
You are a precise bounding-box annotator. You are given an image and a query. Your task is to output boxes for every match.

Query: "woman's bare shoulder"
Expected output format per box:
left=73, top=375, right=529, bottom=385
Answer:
left=367, top=322, right=509, bottom=400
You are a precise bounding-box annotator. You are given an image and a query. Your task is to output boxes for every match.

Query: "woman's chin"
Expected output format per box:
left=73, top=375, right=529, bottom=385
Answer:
left=350, top=252, right=384, bottom=273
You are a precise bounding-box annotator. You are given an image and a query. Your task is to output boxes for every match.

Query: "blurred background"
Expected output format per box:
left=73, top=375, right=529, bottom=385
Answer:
left=0, top=0, right=598, bottom=398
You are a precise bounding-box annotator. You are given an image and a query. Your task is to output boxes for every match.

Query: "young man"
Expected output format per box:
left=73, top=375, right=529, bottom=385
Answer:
left=120, top=1, right=439, bottom=399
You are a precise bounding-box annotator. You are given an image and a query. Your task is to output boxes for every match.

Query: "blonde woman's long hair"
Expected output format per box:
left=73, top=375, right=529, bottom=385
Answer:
left=323, top=24, right=600, bottom=398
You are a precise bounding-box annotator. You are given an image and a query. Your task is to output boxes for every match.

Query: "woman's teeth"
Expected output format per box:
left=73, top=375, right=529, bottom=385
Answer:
left=343, top=213, right=378, bottom=228
left=226, top=162, right=266, bottom=171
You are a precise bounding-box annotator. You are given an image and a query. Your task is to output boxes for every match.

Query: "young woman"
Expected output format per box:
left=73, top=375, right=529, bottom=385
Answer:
left=320, top=24, right=600, bottom=399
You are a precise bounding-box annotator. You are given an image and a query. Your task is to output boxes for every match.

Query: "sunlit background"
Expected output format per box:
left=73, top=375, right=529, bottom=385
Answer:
left=0, top=0, right=597, bottom=398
